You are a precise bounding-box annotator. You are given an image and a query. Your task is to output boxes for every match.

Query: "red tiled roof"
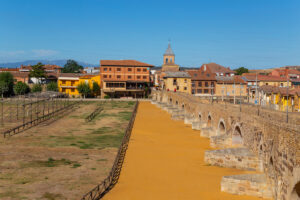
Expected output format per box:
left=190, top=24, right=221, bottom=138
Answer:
left=58, top=73, right=81, bottom=78
left=0, top=68, right=19, bottom=72
left=200, top=63, right=235, bottom=74
left=100, top=60, right=154, bottom=67
left=80, top=75, right=96, bottom=78
left=243, top=74, right=287, bottom=82
left=216, top=75, right=246, bottom=84
left=9, top=72, right=30, bottom=78
left=186, top=70, right=216, bottom=81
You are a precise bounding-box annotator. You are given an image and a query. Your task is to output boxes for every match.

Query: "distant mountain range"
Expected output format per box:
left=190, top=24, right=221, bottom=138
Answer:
left=0, top=60, right=98, bottom=68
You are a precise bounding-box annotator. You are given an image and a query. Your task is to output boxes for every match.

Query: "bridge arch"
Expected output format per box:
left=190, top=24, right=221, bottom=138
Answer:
left=169, top=98, right=172, bottom=103
left=198, top=112, right=202, bottom=122
left=207, top=114, right=212, bottom=128
left=217, top=118, right=226, bottom=135
left=232, top=124, right=243, bottom=145
left=289, top=168, right=300, bottom=200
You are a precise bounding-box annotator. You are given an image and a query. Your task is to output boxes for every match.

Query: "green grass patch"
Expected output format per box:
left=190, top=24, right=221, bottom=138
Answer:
left=42, top=192, right=66, bottom=200
left=20, top=158, right=77, bottom=168
left=71, top=163, right=81, bottom=168
left=97, top=158, right=107, bottom=162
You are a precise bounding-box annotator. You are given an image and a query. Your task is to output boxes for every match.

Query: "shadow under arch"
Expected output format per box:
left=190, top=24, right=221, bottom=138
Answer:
left=207, top=114, right=212, bottom=128
left=218, top=119, right=226, bottom=135
left=232, top=125, right=243, bottom=145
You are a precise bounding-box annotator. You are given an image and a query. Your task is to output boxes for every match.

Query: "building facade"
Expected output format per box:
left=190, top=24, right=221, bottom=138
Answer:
left=100, top=60, right=153, bottom=98
left=187, top=70, right=216, bottom=96
left=162, top=71, right=191, bottom=94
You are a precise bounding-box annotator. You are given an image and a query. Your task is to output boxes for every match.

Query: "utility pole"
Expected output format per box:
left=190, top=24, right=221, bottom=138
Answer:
left=286, top=78, right=289, bottom=123
left=233, top=79, right=236, bottom=104
left=255, top=72, right=258, bottom=105
left=240, top=83, right=242, bottom=112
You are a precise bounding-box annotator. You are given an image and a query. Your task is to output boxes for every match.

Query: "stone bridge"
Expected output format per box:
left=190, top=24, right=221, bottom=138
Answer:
left=151, top=90, right=300, bottom=200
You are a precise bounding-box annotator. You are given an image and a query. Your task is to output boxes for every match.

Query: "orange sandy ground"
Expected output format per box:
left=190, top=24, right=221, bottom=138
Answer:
left=103, top=102, right=268, bottom=200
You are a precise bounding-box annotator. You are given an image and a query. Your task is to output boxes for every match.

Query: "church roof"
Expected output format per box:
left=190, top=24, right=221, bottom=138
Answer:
left=164, top=43, right=175, bottom=56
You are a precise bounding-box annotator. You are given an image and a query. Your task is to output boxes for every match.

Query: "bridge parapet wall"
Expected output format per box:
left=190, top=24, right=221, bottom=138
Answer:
left=152, top=90, right=300, bottom=200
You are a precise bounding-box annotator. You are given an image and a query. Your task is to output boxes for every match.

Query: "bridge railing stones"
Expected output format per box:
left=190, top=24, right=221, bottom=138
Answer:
left=221, top=174, right=273, bottom=198
left=152, top=90, right=300, bottom=200
left=205, top=148, right=263, bottom=171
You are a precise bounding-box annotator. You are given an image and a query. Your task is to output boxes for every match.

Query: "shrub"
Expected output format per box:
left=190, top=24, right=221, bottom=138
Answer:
left=46, top=82, right=58, bottom=92
left=31, top=84, right=43, bottom=93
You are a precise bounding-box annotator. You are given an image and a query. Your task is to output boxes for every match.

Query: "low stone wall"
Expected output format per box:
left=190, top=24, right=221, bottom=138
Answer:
left=200, top=127, right=216, bottom=138
left=221, top=174, right=273, bottom=198
left=210, top=134, right=232, bottom=148
left=204, top=148, right=262, bottom=171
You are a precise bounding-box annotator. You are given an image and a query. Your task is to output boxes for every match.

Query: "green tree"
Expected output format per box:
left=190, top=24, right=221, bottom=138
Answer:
left=14, top=81, right=30, bottom=95
left=0, top=72, right=14, bottom=96
left=92, top=82, right=100, bottom=96
left=29, top=62, right=47, bottom=83
left=31, top=84, right=43, bottom=93
left=0, top=81, right=9, bottom=98
left=46, top=82, right=58, bottom=92
left=61, top=60, right=83, bottom=73
left=77, top=82, right=91, bottom=98
left=234, top=67, right=249, bottom=75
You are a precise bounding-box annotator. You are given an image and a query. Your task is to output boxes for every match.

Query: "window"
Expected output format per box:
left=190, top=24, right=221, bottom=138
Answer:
left=109, top=68, right=112, bottom=71
left=137, top=68, right=141, bottom=72
left=211, top=82, right=214, bottom=87
left=143, top=76, right=147, bottom=79
left=166, top=58, right=168, bottom=63
left=192, top=81, right=195, bottom=87
left=192, top=89, right=195, bottom=94
left=62, top=88, right=66, bottom=92
left=198, top=82, right=202, bottom=87
left=128, top=75, right=132, bottom=79
left=205, top=82, right=208, bottom=87
left=194, top=73, right=197, bottom=77
left=62, top=80, right=66, bottom=84
left=117, top=75, right=121, bottom=79
left=104, top=68, right=107, bottom=71
left=281, top=83, right=283, bottom=87
left=184, top=79, right=187, bottom=83
left=143, top=68, right=147, bottom=72
left=109, top=75, right=111, bottom=78
left=232, top=90, right=234, bottom=94
left=170, top=58, right=173, bottom=63
left=197, top=89, right=202, bottom=93
left=204, top=89, right=209, bottom=93
left=117, top=68, right=121, bottom=72
left=85, top=80, right=88, bottom=84
left=71, top=88, right=75, bottom=92
left=184, top=87, right=187, bottom=90
left=137, top=76, right=141, bottom=79
left=128, top=68, right=132, bottom=72
left=177, top=86, right=179, bottom=90
left=103, top=75, right=107, bottom=78
left=266, top=83, right=269, bottom=85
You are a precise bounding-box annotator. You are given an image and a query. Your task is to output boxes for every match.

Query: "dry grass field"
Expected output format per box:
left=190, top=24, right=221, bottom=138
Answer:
left=0, top=101, right=135, bottom=200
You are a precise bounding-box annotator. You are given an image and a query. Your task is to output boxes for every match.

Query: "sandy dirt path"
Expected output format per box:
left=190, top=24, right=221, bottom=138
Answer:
left=103, top=102, right=267, bottom=200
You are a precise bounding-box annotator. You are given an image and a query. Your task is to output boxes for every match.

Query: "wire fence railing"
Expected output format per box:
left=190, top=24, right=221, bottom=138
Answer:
left=81, top=101, right=139, bottom=200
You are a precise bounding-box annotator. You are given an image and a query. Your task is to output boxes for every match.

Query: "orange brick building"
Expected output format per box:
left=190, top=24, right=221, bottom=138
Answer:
left=100, top=60, right=154, bottom=98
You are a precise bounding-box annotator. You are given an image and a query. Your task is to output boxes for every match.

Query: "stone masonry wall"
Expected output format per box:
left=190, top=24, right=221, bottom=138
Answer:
left=152, top=90, right=300, bottom=200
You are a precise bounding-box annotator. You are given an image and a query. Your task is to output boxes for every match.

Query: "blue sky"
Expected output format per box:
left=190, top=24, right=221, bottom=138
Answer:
left=0, top=0, right=299, bottom=69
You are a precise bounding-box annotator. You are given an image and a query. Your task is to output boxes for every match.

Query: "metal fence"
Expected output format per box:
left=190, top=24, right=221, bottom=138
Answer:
left=1, top=92, right=80, bottom=137
left=81, top=101, right=139, bottom=200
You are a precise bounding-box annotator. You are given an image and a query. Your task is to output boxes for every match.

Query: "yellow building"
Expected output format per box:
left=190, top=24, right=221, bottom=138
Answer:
left=215, top=76, right=247, bottom=97
left=162, top=71, right=191, bottom=94
left=58, top=73, right=101, bottom=97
